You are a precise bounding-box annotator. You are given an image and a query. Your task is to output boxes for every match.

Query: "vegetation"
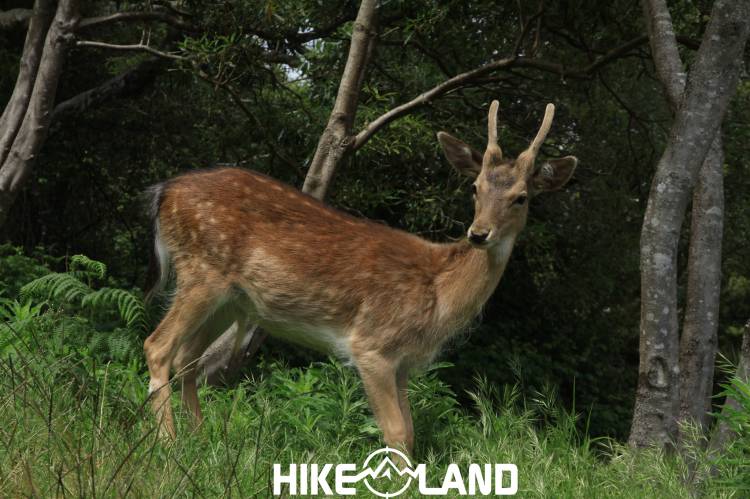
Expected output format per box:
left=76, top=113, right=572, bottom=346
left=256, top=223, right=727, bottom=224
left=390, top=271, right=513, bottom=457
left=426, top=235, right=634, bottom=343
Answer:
left=0, top=252, right=748, bottom=496
left=1, top=0, right=750, bottom=495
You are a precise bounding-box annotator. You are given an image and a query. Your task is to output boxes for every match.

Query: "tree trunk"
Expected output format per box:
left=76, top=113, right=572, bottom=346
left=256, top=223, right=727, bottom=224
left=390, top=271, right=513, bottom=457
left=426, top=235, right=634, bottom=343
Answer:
left=0, top=0, right=79, bottom=228
left=678, top=139, right=724, bottom=432
left=629, top=0, right=749, bottom=449
left=198, top=0, right=378, bottom=384
left=301, top=0, right=378, bottom=199
left=0, top=0, right=55, bottom=166
left=640, top=0, right=727, bottom=436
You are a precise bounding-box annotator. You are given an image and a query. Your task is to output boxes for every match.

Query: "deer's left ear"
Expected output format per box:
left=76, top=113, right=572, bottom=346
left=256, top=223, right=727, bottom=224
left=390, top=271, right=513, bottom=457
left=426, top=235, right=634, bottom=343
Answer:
left=531, top=156, right=578, bottom=192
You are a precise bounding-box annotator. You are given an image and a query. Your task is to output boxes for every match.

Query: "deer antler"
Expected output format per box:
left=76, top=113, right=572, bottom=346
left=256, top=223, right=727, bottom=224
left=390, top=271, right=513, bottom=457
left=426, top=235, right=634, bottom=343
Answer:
left=483, top=100, right=503, bottom=166
left=518, top=103, right=555, bottom=171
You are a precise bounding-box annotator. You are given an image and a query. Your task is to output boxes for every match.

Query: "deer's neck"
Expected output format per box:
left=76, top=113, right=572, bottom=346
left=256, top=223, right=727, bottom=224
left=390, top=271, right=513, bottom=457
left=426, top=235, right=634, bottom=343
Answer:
left=434, top=235, right=516, bottom=332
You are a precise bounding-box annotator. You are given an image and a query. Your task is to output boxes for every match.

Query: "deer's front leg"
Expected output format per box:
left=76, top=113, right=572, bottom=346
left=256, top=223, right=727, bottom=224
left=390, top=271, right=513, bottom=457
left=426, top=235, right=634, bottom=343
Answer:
left=356, top=352, right=411, bottom=456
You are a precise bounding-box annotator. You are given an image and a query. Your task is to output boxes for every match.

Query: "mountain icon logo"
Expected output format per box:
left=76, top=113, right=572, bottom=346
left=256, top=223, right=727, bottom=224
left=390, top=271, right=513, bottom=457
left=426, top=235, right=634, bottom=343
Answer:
left=359, top=447, right=416, bottom=498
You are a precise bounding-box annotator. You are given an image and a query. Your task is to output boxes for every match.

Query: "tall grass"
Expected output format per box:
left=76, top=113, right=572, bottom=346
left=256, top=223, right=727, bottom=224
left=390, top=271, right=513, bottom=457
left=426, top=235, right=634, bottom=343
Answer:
left=1, top=309, right=746, bottom=497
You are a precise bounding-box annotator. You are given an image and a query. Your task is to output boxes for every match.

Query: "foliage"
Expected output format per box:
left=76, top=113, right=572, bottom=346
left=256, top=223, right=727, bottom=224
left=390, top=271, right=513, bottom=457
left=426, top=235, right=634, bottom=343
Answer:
left=712, top=375, right=750, bottom=490
left=0, top=244, right=54, bottom=298
left=0, top=316, right=745, bottom=497
left=1, top=254, right=148, bottom=364
left=0, top=0, right=748, bottom=441
left=20, top=254, right=148, bottom=332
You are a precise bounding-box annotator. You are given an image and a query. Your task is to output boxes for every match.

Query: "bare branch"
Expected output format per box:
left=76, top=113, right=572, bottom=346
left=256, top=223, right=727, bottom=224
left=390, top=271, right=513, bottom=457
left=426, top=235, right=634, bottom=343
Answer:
left=76, top=40, right=186, bottom=61
left=248, top=8, right=356, bottom=46
left=352, top=56, right=515, bottom=151
left=0, top=8, right=32, bottom=30
left=78, top=11, right=194, bottom=32
left=51, top=58, right=161, bottom=124
left=352, top=29, right=701, bottom=153
left=513, top=9, right=544, bottom=56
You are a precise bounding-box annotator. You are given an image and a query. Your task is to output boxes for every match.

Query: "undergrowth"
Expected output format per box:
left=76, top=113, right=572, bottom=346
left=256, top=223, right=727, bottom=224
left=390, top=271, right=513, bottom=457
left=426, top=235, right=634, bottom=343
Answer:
left=0, top=252, right=748, bottom=497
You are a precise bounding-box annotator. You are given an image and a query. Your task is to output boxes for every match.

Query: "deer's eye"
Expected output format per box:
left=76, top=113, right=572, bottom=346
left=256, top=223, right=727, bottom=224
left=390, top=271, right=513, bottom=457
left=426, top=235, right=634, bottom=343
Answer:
left=514, top=194, right=527, bottom=206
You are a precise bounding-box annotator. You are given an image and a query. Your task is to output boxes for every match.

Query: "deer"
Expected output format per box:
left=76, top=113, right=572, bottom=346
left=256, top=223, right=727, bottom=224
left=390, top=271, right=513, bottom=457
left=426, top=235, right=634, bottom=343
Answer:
left=143, top=100, right=577, bottom=456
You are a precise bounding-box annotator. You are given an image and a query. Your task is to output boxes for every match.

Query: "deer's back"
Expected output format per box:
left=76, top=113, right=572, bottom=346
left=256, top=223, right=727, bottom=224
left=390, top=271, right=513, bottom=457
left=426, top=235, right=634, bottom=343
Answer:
left=156, top=168, right=445, bottom=348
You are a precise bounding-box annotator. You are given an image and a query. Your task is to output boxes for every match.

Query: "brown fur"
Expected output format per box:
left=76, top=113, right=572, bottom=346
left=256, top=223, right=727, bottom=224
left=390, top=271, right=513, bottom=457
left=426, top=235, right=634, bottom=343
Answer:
left=143, top=101, right=577, bottom=455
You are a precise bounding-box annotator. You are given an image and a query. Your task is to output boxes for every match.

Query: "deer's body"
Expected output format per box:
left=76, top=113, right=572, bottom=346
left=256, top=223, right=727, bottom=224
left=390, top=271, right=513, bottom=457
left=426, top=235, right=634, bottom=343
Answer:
left=144, top=101, right=577, bottom=455
left=153, top=167, right=512, bottom=367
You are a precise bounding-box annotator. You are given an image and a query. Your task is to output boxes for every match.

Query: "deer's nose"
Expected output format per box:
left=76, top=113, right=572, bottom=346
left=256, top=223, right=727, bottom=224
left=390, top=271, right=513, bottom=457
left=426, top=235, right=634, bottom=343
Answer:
left=468, top=230, right=490, bottom=245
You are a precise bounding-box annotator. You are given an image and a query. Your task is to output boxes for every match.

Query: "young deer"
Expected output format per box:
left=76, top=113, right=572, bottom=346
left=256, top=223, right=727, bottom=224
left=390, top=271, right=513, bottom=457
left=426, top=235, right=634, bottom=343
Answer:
left=144, top=100, right=576, bottom=455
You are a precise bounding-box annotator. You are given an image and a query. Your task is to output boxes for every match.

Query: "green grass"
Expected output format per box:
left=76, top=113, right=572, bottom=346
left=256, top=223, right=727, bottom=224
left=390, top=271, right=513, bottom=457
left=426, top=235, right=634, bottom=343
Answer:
left=0, top=313, right=746, bottom=498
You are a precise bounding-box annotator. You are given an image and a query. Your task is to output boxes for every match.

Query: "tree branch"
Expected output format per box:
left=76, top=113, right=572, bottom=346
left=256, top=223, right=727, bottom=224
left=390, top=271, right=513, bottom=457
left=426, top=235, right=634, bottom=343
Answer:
left=352, top=33, right=657, bottom=152
left=352, top=56, right=516, bottom=151
left=50, top=58, right=161, bottom=125
left=78, top=10, right=194, bottom=32
left=0, top=8, right=32, bottom=30
left=248, top=8, right=357, bottom=46
left=76, top=40, right=186, bottom=61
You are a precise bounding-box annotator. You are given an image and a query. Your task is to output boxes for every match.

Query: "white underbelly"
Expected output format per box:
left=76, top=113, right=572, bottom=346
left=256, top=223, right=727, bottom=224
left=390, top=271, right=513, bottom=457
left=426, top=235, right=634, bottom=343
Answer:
left=262, top=321, right=353, bottom=362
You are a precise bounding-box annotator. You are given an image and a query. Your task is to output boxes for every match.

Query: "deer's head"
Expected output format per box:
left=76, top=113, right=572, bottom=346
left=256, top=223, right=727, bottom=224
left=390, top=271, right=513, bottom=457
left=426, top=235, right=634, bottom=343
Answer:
left=438, top=101, right=577, bottom=248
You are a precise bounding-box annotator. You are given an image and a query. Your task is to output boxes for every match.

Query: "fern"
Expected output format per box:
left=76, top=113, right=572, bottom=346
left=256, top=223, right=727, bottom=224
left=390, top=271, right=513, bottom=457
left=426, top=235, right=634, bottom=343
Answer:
left=70, top=254, right=107, bottom=279
left=19, top=255, right=149, bottom=333
left=82, top=288, right=148, bottom=332
left=20, top=273, right=92, bottom=303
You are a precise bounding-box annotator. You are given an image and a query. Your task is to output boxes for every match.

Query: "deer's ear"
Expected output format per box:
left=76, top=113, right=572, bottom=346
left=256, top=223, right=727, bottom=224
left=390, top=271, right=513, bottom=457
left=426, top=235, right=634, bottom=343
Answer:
left=437, top=132, right=483, bottom=178
left=531, top=156, right=578, bottom=192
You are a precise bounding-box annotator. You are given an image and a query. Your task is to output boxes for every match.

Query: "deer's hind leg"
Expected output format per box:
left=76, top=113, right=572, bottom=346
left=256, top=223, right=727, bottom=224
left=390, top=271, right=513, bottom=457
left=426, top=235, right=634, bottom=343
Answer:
left=172, top=327, right=215, bottom=429
left=173, top=305, right=247, bottom=428
left=144, top=282, right=228, bottom=437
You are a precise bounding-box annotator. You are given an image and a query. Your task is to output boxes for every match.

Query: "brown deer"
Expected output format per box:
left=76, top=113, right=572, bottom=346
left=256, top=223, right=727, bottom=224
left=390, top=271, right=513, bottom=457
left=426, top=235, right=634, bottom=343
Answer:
left=144, top=100, right=577, bottom=455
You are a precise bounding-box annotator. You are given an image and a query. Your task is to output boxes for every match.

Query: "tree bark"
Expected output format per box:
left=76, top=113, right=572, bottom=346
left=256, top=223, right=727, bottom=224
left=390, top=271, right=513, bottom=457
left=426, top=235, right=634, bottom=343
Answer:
left=0, top=0, right=55, bottom=167
left=301, top=0, right=378, bottom=199
left=0, top=0, right=79, bottom=229
left=629, top=0, right=749, bottom=449
left=198, top=0, right=379, bottom=383
left=678, top=140, right=724, bottom=432
left=640, top=0, right=727, bottom=435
